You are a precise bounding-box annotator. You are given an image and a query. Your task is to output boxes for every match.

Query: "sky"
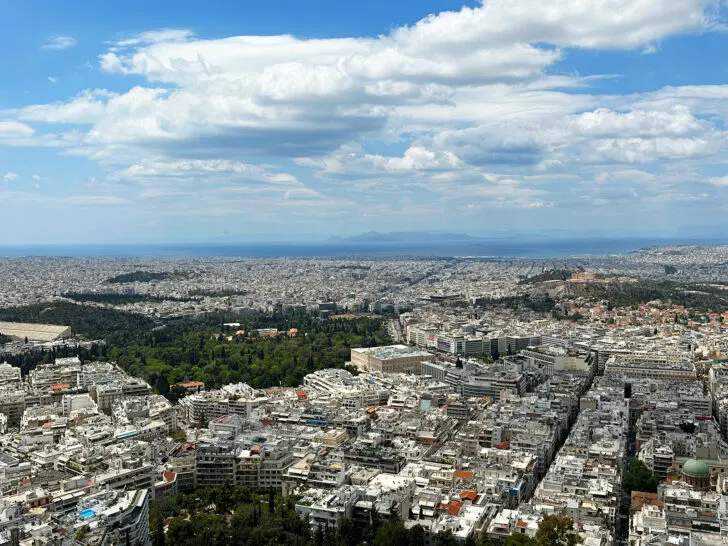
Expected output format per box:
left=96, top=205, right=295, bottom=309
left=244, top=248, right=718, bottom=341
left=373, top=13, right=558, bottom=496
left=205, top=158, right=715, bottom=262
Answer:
left=2, top=0, right=728, bottom=244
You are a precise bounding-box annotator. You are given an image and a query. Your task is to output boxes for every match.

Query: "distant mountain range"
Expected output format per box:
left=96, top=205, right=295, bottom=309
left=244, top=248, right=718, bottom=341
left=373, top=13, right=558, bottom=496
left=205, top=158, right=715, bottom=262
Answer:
left=327, top=232, right=487, bottom=244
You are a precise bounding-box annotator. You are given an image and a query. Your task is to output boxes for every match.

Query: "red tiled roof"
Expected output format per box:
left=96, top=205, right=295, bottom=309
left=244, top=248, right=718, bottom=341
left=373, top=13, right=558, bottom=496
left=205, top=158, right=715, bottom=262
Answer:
left=455, top=470, right=474, bottom=481
left=448, top=501, right=463, bottom=516
left=630, top=491, right=663, bottom=513
left=460, top=490, right=478, bottom=501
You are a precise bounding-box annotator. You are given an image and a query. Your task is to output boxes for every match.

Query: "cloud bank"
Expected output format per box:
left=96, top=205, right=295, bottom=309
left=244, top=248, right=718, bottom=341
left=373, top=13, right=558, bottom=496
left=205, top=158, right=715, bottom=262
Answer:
left=3, top=0, right=728, bottom=238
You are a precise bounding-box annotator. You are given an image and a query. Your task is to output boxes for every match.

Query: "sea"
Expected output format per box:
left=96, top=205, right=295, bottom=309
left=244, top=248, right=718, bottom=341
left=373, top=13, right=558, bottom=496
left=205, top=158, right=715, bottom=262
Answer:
left=0, top=237, right=726, bottom=259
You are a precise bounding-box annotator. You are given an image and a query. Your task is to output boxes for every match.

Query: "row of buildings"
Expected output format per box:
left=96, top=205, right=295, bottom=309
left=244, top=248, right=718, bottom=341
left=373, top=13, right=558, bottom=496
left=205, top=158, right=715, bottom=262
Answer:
left=0, top=339, right=718, bottom=545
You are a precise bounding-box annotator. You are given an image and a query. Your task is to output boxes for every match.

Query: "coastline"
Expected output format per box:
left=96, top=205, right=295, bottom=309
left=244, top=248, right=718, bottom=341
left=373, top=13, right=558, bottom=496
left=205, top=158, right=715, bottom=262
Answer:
left=0, top=236, right=726, bottom=260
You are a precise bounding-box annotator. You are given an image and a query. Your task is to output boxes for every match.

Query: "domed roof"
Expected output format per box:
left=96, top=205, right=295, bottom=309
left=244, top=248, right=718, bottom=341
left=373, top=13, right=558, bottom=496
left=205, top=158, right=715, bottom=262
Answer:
left=683, top=459, right=710, bottom=478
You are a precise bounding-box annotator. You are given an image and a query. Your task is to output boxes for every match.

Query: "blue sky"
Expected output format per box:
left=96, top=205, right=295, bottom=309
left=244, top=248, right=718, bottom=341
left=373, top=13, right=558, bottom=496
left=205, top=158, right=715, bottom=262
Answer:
left=2, top=0, right=728, bottom=243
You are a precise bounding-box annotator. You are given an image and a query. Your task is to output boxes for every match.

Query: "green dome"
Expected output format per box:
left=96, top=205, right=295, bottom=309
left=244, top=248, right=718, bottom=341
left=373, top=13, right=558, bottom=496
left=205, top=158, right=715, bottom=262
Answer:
left=683, top=459, right=710, bottom=478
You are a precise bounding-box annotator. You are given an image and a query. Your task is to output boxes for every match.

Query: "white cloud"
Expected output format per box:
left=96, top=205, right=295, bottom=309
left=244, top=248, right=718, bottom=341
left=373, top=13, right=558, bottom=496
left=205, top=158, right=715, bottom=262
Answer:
left=42, top=36, right=77, bottom=51
left=19, top=90, right=116, bottom=124
left=2, top=172, right=18, bottom=182
left=47, top=77, right=57, bottom=84
left=391, top=0, right=711, bottom=52
left=62, top=0, right=715, bottom=159
left=32, top=175, right=40, bottom=180
left=113, top=29, right=194, bottom=48
left=568, top=106, right=704, bottom=138
left=402, top=102, right=722, bottom=168
left=298, top=145, right=464, bottom=175
left=590, top=136, right=712, bottom=163
left=64, top=195, right=132, bottom=206
left=0, top=121, right=34, bottom=139
left=594, top=169, right=661, bottom=184
left=2, top=0, right=728, bottom=225
left=116, top=158, right=300, bottom=185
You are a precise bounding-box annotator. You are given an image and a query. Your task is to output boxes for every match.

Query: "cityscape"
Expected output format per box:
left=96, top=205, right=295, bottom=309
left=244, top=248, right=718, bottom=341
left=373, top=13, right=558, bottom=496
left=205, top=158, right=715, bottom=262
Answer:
left=0, top=245, right=726, bottom=544
left=4, top=0, right=728, bottom=544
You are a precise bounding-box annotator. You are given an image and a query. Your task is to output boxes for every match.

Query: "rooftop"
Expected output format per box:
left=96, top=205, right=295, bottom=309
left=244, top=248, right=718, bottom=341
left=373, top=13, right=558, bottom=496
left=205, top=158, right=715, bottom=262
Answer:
left=352, top=345, right=432, bottom=359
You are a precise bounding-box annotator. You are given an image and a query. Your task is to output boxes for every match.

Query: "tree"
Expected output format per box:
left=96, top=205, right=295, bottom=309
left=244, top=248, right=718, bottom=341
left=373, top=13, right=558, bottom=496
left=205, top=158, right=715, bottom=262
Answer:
left=155, top=374, right=170, bottom=395
left=476, top=535, right=496, bottom=546
left=408, top=524, right=426, bottom=546
left=75, top=526, right=90, bottom=541
left=373, top=519, right=409, bottom=546
left=313, top=525, right=325, bottom=546
left=170, top=429, right=187, bottom=443
left=323, top=522, right=335, bottom=545
left=504, top=534, right=534, bottom=546
left=167, top=385, right=187, bottom=404
left=337, top=517, right=359, bottom=546
left=679, top=422, right=696, bottom=434
left=434, top=530, right=459, bottom=546
left=152, top=516, right=166, bottom=546
left=535, top=515, right=581, bottom=546
left=268, top=486, right=276, bottom=514
left=215, top=482, right=234, bottom=515
left=623, top=458, right=659, bottom=494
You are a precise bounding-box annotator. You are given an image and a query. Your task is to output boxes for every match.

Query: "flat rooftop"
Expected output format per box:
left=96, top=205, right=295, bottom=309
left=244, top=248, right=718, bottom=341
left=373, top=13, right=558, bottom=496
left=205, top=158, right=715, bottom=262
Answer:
left=352, top=345, right=432, bottom=360
left=607, top=358, right=694, bottom=371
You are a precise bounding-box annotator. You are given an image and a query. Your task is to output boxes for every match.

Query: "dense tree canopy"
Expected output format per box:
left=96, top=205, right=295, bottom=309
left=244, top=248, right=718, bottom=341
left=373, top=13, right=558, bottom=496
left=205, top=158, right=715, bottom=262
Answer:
left=578, top=279, right=728, bottom=312
left=106, top=271, right=171, bottom=283
left=152, top=487, right=444, bottom=546
left=111, top=312, right=388, bottom=390
left=623, top=459, right=659, bottom=494
left=504, top=535, right=535, bottom=546
left=0, top=305, right=389, bottom=390
left=534, top=515, right=581, bottom=546
left=0, top=302, right=154, bottom=341
left=517, top=269, right=576, bottom=285
left=62, top=292, right=195, bottom=305
left=474, top=294, right=556, bottom=313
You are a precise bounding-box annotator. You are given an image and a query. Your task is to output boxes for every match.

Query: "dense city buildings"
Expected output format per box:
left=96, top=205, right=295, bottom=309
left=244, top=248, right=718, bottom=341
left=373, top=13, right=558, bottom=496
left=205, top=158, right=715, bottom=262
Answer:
left=2, top=247, right=728, bottom=543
